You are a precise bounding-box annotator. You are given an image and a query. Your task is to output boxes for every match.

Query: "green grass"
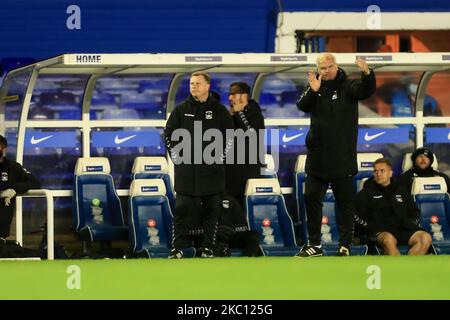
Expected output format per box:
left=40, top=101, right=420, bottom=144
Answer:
left=1, top=256, right=450, bottom=300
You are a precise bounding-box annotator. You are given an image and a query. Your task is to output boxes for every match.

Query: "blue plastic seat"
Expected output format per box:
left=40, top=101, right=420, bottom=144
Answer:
left=128, top=179, right=176, bottom=258
left=412, top=177, right=450, bottom=254
left=261, top=154, right=278, bottom=179
left=132, top=156, right=176, bottom=212
left=102, top=108, right=140, bottom=119
left=245, top=178, right=298, bottom=256
left=293, top=155, right=308, bottom=242
left=72, top=157, right=128, bottom=245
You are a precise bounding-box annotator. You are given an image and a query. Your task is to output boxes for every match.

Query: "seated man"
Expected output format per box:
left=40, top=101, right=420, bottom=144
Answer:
left=0, top=135, right=40, bottom=240
left=189, top=195, right=261, bottom=257
left=355, top=158, right=432, bottom=255
left=214, top=194, right=261, bottom=257
left=398, top=147, right=450, bottom=193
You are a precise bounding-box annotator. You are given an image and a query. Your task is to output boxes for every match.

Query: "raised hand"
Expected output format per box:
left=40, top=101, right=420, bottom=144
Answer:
left=355, top=58, right=370, bottom=75
left=308, top=70, right=322, bottom=92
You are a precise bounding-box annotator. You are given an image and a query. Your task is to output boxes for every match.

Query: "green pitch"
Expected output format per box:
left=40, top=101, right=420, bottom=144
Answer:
left=1, top=256, right=449, bottom=300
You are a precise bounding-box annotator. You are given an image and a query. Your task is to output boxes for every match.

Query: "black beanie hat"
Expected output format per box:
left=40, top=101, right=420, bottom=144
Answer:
left=411, top=147, right=434, bottom=166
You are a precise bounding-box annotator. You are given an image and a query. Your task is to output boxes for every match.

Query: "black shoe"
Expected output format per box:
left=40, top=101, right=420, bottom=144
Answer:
left=337, top=245, right=350, bottom=256
left=295, top=245, right=323, bottom=257
left=168, top=248, right=183, bottom=259
left=201, top=247, right=214, bottom=258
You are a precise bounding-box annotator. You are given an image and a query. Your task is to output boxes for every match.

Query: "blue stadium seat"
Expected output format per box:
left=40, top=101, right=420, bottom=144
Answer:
left=354, top=153, right=384, bottom=192
left=261, top=154, right=278, bottom=179
left=120, top=92, right=165, bottom=118
left=280, top=91, right=298, bottom=107
left=412, top=177, right=450, bottom=254
left=138, top=79, right=168, bottom=94
left=39, top=92, right=79, bottom=111
left=102, top=108, right=140, bottom=119
left=293, top=155, right=308, bottom=242
left=132, top=156, right=175, bottom=212
left=245, top=178, right=298, bottom=256
left=258, top=92, right=278, bottom=107
left=72, top=157, right=128, bottom=246
left=128, top=179, right=175, bottom=258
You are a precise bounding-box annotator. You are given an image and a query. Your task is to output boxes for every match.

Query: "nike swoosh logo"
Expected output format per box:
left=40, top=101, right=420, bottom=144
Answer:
left=114, top=135, right=137, bottom=144
left=282, top=133, right=304, bottom=143
left=364, top=131, right=386, bottom=142
left=30, top=135, right=53, bottom=145
left=448, top=132, right=450, bottom=140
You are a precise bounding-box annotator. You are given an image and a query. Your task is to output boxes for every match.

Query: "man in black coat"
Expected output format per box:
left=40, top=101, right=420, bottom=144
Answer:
left=296, top=52, right=376, bottom=257
left=226, top=82, right=265, bottom=207
left=164, top=72, right=234, bottom=258
left=0, top=135, right=40, bottom=239
left=398, top=147, right=450, bottom=193
left=355, top=158, right=432, bottom=255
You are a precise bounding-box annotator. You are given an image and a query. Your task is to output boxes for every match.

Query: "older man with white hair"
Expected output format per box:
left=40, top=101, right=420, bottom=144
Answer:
left=296, top=52, right=376, bottom=257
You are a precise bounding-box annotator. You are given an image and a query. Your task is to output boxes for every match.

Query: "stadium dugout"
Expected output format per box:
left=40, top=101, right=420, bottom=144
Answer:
left=1, top=53, right=450, bottom=259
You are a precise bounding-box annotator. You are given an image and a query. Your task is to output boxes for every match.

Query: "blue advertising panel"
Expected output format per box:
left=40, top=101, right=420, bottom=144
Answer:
left=24, top=131, right=78, bottom=148
left=91, top=130, right=163, bottom=148
left=425, top=128, right=450, bottom=144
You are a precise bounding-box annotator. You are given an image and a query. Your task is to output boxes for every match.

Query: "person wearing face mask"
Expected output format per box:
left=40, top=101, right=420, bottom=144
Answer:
left=295, top=52, right=376, bottom=257
left=354, top=158, right=432, bottom=255
left=398, top=147, right=450, bottom=193
left=0, top=134, right=40, bottom=240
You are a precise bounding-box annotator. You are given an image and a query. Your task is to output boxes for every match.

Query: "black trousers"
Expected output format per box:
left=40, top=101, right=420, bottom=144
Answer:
left=0, top=204, right=14, bottom=238
left=172, top=193, right=221, bottom=249
left=228, top=230, right=261, bottom=257
left=304, top=175, right=355, bottom=247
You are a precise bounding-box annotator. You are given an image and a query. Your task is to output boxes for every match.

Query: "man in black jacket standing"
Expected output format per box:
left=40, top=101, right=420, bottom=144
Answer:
left=398, top=147, right=450, bottom=193
left=0, top=135, right=40, bottom=240
left=226, top=82, right=265, bottom=207
left=355, top=158, right=432, bottom=255
left=164, top=72, right=234, bottom=258
left=296, top=53, right=376, bottom=257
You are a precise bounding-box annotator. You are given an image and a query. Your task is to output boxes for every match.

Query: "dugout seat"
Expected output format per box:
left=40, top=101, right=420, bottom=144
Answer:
left=412, top=177, right=450, bottom=254
left=72, top=157, right=128, bottom=251
left=245, top=178, right=298, bottom=256
left=132, top=156, right=176, bottom=212
left=261, top=154, right=278, bottom=178
left=128, top=179, right=175, bottom=258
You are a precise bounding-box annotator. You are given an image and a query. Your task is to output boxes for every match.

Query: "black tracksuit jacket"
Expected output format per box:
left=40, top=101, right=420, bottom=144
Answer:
left=164, top=94, right=234, bottom=196
left=225, top=99, right=265, bottom=197
left=296, top=68, right=376, bottom=180
left=0, top=158, right=40, bottom=238
left=398, top=167, right=450, bottom=194
left=355, top=177, right=421, bottom=237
